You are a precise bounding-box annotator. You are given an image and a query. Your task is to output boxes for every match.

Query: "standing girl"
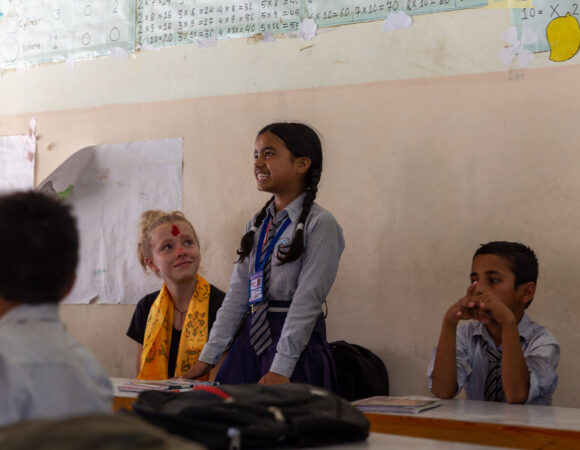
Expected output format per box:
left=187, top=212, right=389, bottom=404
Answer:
left=183, top=123, right=344, bottom=390
left=127, top=210, right=225, bottom=379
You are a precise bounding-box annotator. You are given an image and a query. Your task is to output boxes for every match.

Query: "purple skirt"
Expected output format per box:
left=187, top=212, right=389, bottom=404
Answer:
left=215, top=300, right=337, bottom=393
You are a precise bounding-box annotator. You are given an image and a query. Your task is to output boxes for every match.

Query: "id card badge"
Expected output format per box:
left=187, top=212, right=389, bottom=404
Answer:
left=249, top=271, right=264, bottom=306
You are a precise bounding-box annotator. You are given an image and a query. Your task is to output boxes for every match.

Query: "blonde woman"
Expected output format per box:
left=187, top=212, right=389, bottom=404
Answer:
left=127, top=210, right=225, bottom=380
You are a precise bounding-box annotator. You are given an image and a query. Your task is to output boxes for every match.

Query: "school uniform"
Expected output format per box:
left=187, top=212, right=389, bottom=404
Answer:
left=199, top=193, right=345, bottom=391
left=127, top=283, right=225, bottom=378
left=426, top=314, right=560, bottom=405
left=0, top=304, right=113, bottom=426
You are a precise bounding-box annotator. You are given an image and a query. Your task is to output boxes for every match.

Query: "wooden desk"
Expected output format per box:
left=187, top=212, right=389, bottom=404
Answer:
left=112, top=379, right=580, bottom=449
left=365, top=398, right=580, bottom=449
left=111, top=378, right=138, bottom=411
left=323, top=432, right=507, bottom=449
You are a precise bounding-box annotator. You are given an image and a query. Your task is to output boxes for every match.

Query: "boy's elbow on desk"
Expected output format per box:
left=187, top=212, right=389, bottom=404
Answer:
left=431, top=384, right=457, bottom=400
left=504, top=391, right=528, bottom=404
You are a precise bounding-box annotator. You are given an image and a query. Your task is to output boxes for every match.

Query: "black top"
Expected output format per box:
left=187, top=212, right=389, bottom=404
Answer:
left=127, top=284, right=226, bottom=378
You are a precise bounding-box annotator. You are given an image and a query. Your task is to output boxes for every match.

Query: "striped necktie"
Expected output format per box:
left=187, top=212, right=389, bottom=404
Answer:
left=249, top=211, right=288, bottom=356
left=484, top=341, right=505, bottom=402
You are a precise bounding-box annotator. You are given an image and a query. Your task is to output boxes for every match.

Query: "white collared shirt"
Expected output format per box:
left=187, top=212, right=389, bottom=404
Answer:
left=200, top=194, right=345, bottom=377
left=0, top=304, right=113, bottom=426
left=426, top=314, right=560, bottom=405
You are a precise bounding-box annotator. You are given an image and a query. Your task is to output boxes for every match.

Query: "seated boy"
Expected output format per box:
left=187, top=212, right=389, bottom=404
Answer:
left=426, top=241, right=559, bottom=405
left=0, top=191, right=113, bottom=426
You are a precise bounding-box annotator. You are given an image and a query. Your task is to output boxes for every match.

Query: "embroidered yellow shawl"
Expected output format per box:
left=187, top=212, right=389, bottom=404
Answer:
left=138, top=273, right=210, bottom=380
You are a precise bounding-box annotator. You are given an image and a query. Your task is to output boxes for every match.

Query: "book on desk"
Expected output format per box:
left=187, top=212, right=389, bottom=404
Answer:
left=117, top=379, right=219, bottom=393
left=352, top=396, right=441, bottom=414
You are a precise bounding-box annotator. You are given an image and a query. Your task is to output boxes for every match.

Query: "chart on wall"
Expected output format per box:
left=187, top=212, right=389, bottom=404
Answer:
left=136, top=0, right=487, bottom=48
left=0, top=0, right=134, bottom=68
left=0, top=0, right=487, bottom=68
left=511, top=1, right=580, bottom=53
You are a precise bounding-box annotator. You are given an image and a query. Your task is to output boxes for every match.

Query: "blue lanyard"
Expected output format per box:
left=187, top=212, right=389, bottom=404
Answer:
left=254, top=213, right=292, bottom=273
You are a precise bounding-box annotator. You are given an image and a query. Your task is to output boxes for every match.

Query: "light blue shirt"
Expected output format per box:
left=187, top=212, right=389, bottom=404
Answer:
left=0, top=304, right=113, bottom=426
left=426, top=314, right=560, bottom=405
left=199, top=194, right=345, bottom=377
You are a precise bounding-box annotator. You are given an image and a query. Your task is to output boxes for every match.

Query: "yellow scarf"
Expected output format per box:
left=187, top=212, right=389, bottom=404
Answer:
left=138, top=273, right=210, bottom=380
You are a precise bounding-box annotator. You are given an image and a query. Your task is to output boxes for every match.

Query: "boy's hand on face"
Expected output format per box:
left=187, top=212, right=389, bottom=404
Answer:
left=444, top=281, right=479, bottom=326
left=475, top=291, right=517, bottom=326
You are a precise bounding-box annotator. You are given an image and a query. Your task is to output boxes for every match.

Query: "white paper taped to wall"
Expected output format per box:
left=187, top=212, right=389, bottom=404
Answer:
left=37, top=138, right=183, bottom=304
left=0, top=133, right=35, bottom=194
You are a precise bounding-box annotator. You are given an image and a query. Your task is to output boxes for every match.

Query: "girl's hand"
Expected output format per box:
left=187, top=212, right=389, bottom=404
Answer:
left=257, top=371, right=290, bottom=385
left=177, top=361, right=213, bottom=380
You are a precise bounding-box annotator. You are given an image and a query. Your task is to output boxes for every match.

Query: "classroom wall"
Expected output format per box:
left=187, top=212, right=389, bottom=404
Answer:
left=2, top=8, right=580, bottom=407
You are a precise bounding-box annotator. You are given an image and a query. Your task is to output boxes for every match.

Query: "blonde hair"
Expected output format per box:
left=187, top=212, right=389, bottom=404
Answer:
left=137, top=210, right=199, bottom=273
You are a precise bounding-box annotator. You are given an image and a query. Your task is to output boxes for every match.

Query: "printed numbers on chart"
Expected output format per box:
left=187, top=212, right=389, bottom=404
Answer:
left=521, top=7, right=536, bottom=19
left=53, top=8, right=61, bottom=20
left=85, top=4, right=92, bottom=16
left=147, top=33, right=174, bottom=44
left=407, top=0, right=429, bottom=10
left=260, top=22, right=281, bottom=32
left=110, top=27, right=120, bottom=41
left=544, top=2, right=579, bottom=17
left=81, top=32, right=91, bottom=46
left=113, top=0, right=119, bottom=13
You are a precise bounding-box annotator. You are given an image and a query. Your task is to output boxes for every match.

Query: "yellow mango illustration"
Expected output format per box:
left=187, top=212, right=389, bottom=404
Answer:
left=546, top=13, right=580, bottom=62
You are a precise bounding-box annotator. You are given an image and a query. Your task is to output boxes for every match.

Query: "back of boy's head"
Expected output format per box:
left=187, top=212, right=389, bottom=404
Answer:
left=473, top=241, right=538, bottom=308
left=0, top=191, right=78, bottom=304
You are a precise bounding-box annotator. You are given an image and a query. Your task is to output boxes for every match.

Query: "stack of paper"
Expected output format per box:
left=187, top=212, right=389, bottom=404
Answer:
left=352, top=396, right=441, bottom=414
left=117, top=379, right=218, bottom=393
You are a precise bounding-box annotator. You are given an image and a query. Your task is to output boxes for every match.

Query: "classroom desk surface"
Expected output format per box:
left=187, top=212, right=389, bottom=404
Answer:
left=365, top=397, right=580, bottom=448
left=321, top=432, right=507, bottom=449
left=111, top=379, right=580, bottom=449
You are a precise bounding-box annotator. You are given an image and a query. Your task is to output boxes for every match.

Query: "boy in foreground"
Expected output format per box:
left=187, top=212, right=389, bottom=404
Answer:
left=0, top=191, right=112, bottom=426
left=427, top=241, right=559, bottom=404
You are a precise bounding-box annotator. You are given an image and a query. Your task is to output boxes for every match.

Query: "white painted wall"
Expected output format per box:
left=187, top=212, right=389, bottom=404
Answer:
left=2, top=7, right=579, bottom=407
left=1, top=8, right=571, bottom=116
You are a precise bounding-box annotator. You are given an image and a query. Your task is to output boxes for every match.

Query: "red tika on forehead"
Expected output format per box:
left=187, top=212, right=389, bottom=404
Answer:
left=171, top=224, right=180, bottom=236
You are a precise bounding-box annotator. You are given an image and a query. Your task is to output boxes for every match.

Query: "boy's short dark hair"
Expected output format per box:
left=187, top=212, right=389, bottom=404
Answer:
left=474, top=241, right=538, bottom=308
left=0, top=191, right=79, bottom=304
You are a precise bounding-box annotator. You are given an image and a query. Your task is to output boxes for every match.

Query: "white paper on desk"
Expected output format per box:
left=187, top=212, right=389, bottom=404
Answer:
left=37, top=138, right=183, bottom=304
left=0, top=135, right=35, bottom=194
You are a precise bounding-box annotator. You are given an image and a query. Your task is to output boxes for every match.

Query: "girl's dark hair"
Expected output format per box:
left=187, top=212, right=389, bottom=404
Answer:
left=237, top=122, right=323, bottom=264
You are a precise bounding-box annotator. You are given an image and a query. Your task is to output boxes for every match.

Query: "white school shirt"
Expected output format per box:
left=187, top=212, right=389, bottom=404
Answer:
left=0, top=304, right=113, bottom=426
left=426, top=314, right=560, bottom=405
left=199, top=193, right=345, bottom=377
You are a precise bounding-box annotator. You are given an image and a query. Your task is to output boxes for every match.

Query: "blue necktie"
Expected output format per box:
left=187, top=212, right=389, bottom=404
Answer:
left=249, top=211, right=287, bottom=356
left=484, top=341, right=505, bottom=402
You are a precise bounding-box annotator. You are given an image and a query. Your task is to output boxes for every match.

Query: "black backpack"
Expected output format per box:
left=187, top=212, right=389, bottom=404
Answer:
left=330, top=341, right=389, bottom=401
left=132, top=383, right=369, bottom=449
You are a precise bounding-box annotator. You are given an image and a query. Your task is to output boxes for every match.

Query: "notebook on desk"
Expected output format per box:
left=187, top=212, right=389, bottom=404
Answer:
left=117, top=379, right=219, bottom=393
left=352, top=396, right=441, bottom=414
